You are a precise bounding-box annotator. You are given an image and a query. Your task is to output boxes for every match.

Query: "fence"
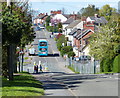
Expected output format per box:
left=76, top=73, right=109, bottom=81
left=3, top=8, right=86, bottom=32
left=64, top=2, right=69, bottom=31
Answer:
left=67, top=57, right=100, bottom=74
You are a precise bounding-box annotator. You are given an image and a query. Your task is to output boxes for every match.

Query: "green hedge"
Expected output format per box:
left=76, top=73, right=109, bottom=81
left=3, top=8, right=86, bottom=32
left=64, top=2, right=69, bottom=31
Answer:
left=100, top=59, right=104, bottom=72
left=113, top=54, right=120, bottom=73
left=103, top=58, right=113, bottom=72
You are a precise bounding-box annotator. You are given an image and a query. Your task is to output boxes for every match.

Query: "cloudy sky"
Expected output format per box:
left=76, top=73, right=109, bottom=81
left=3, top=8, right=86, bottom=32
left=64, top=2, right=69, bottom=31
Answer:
left=30, top=0, right=120, bottom=15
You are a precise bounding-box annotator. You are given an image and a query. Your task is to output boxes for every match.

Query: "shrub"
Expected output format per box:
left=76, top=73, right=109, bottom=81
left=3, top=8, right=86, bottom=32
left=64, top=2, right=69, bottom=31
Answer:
left=103, top=58, right=114, bottom=72
left=113, top=54, right=120, bottom=73
left=46, top=26, right=53, bottom=32
left=56, top=35, right=67, bottom=51
left=67, top=51, right=75, bottom=58
left=61, top=46, right=73, bottom=55
left=57, top=42, right=62, bottom=51
left=100, top=59, right=104, bottom=72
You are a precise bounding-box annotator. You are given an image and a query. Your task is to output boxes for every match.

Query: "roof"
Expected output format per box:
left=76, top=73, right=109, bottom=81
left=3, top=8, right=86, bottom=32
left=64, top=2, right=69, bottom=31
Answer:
left=73, top=29, right=82, bottom=37
left=39, top=39, right=47, bottom=42
left=77, top=29, right=94, bottom=40
left=68, top=28, right=78, bottom=35
left=63, top=14, right=70, bottom=19
left=89, top=16, right=108, bottom=24
left=63, top=17, right=75, bottom=24
left=65, top=20, right=81, bottom=29
left=37, top=15, right=48, bottom=19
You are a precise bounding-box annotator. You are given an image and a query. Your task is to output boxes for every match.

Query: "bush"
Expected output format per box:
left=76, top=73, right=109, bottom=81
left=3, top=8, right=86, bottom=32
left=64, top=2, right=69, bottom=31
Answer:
left=57, top=42, right=63, bottom=51
left=103, top=58, right=114, bottom=72
left=67, top=51, right=75, bottom=58
left=56, top=35, right=67, bottom=51
left=46, top=26, right=53, bottom=32
left=60, top=46, right=73, bottom=57
left=113, top=54, right=120, bottom=73
left=100, top=59, right=104, bottom=72
left=61, top=46, right=73, bottom=55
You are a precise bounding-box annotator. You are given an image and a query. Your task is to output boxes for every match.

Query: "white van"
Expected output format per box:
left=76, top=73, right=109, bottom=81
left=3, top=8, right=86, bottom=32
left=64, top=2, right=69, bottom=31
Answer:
left=28, top=48, right=36, bottom=56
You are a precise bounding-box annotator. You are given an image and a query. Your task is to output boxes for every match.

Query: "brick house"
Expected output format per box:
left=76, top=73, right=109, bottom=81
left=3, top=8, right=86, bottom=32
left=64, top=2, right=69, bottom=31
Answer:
left=73, top=29, right=94, bottom=56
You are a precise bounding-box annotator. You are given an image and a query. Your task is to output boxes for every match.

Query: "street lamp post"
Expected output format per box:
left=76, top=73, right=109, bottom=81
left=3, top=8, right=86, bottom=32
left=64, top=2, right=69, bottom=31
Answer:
left=94, top=59, right=96, bottom=74
left=19, top=49, right=24, bottom=72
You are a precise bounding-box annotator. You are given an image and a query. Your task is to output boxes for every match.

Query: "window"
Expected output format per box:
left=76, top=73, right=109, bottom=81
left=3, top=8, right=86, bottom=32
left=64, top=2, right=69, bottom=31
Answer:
left=40, top=42, right=47, bottom=46
left=39, top=48, right=47, bottom=52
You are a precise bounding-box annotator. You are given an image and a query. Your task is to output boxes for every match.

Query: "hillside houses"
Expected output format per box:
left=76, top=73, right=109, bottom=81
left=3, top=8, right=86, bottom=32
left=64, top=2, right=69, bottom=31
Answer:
left=61, top=14, right=108, bottom=57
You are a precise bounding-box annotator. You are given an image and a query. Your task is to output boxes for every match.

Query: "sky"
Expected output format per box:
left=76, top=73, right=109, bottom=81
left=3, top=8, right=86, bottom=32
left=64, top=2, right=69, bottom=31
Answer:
left=29, top=0, right=120, bottom=16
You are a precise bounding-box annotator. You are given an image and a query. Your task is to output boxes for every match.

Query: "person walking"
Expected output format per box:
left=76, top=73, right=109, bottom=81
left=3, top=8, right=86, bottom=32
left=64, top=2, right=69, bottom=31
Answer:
left=34, top=62, right=36, bottom=73
left=40, top=64, right=43, bottom=72
left=36, top=65, right=38, bottom=73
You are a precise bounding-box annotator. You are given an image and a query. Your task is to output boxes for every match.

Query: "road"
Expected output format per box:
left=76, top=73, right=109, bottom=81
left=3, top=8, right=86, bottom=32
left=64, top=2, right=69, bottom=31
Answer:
left=23, top=28, right=119, bottom=96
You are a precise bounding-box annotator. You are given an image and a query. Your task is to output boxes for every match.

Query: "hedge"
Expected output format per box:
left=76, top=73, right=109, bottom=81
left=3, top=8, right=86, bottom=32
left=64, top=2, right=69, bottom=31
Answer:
left=103, top=58, right=114, bottom=72
left=113, top=54, right=120, bottom=73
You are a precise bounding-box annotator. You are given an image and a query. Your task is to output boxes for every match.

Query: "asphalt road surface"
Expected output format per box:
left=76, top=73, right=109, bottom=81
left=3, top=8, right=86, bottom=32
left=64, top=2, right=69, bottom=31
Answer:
left=23, top=28, right=119, bottom=96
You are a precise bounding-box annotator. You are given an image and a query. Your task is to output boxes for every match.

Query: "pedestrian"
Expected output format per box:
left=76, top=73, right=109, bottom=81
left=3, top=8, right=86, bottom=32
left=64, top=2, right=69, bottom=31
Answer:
left=50, top=35, right=51, bottom=38
left=40, top=64, right=43, bottom=72
left=34, top=62, right=36, bottom=73
left=36, top=65, right=38, bottom=73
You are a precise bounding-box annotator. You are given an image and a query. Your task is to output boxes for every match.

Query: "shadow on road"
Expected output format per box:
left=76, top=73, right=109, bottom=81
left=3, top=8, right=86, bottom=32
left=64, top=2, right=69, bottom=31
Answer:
left=29, top=53, right=59, bottom=57
left=32, top=72, right=102, bottom=90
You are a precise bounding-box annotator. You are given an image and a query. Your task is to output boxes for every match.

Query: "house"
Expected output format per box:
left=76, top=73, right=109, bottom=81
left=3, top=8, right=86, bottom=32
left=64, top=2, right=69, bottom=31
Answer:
left=51, top=14, right=67, bottom=23
left=86, top=14, right=108, bottom=26
left=62, top=17, right=75, bottom=35
left=51, top=10, right=62, bottom=15
left=33, top=13, right=48, bottom=26
left=67, top=28, right=78, bottom=46
left=65, top=20, right=81, bottom=37
left=73, top=29, right=94, bottom=56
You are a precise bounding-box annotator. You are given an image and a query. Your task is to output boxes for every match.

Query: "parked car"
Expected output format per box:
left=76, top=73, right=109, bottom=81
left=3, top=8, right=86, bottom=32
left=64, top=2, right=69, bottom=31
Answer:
left=74, top=57, right=80, bottom=61
left=79, top=55, right=91, bottom=60
left=74, top=55, right=91, bottom=61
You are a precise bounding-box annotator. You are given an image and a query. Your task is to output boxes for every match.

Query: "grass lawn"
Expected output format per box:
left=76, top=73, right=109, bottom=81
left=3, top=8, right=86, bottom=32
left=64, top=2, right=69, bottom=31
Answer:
left=2, top=72, right=44, bottom=96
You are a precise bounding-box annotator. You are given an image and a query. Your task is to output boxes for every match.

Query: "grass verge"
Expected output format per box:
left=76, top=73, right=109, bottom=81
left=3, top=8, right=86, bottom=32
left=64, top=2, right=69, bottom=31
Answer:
left=2, top=72, right=44, bottom=96
left=96, top=72, right=114, bottom=74
left=24, top=57, right=29, bottom=60
left=68, top=66, right=80, bottom=74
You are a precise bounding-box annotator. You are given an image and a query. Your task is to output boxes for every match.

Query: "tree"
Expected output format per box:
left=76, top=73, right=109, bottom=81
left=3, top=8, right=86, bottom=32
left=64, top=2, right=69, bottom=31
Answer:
left=57, top=22, right=62, bottom=33
left=2, top=1, right=34, bottom=80
left=89, top=13, right=120, bottom=72
left=57, top=35, right=67, bottom=51
left=99, top=4, right=116, bottom=21
left=79, top=4, right=99, bottom=17
left=45, top=16, right=50, bottom=26
left=60, top=46, right=73, bottom=57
